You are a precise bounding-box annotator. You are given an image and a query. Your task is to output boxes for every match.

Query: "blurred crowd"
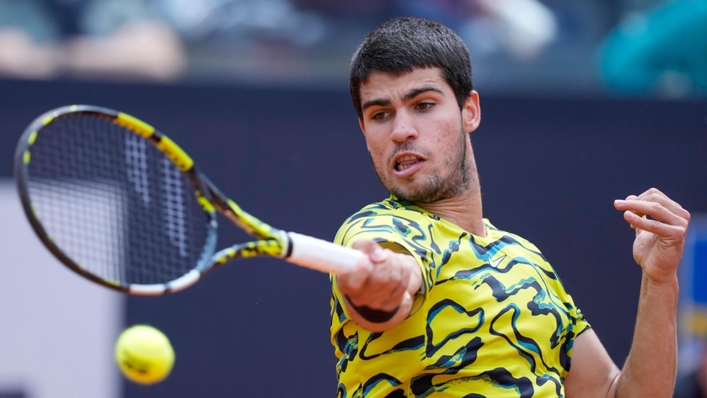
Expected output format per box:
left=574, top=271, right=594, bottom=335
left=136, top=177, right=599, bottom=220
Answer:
left=0, top=0, right=704, bottom=96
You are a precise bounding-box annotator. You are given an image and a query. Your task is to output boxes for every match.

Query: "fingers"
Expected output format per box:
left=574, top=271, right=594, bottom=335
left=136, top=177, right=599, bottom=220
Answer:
left=368, top=264, right=409, bottom=311
left=337, top=251, right=374, bottom=292
left=617, top=188, right=690, bottom=218
left=352, top=239, right=387, bottom=263
left=615, top=188, right=690, bottom=225
left=354, top=251, right=410, bottom=311
left=347, top=239, right=393, bottom=306
left=337, top=239, right=414, bottom=312
left=622, top=210, right=684, bottom=239
left=614, top=188, right=690, bottom=238
left=618, top=195, right=640, bottom=229
left=615, top=199, right=686, bottom=227
left=636, top=188, right=689, bottom=219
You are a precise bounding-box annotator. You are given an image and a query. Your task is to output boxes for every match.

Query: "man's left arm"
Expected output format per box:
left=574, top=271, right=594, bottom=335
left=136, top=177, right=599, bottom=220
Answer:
left=564, top=188, right=690, bottom=397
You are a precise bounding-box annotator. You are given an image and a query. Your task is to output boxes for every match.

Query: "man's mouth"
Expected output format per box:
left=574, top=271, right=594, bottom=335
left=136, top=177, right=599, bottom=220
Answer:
left=396, top=155, right=422, bottom=171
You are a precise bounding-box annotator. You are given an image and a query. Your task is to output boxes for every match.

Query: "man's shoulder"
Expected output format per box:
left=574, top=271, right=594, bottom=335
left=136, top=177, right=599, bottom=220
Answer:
left=343, top=197, right=429, bottom=223
left=334, top=197, right=433, bottom=245
left=486, top=221, right=540, bottom=248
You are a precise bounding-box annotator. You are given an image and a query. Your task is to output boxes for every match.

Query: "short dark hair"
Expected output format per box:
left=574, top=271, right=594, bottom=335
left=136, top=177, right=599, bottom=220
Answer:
left=350, top=16, right=474, bottom=120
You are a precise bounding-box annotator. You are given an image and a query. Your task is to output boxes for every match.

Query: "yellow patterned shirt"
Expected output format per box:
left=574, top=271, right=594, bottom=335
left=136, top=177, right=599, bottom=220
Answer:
left=331, top=197, right=590, bottom=398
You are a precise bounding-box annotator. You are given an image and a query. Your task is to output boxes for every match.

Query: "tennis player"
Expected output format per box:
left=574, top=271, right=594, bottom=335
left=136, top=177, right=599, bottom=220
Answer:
left=331, top=16, right=690, bottom=397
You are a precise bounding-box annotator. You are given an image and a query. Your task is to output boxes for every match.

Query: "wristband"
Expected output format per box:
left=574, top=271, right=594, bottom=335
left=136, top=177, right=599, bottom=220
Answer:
left=344, top=295, right=399, bottom=323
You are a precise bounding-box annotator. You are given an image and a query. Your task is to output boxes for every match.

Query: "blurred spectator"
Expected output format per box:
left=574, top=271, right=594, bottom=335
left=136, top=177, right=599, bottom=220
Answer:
left=0, top=0, right=186, bottom=81
left=394, top=0, right=558, bottom=62
left=468, top=0, right=559, bottom=62
left=0, top=0, right=637, bottom=94
left=598, top=0, right=707, bottom=97
left=155, top=0, right=327, bottom=47
left=291, top=0, right=394, bottom=18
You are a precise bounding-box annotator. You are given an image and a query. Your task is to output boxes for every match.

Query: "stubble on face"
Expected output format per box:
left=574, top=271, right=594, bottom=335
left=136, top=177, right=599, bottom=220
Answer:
left=371, top=124, right=472, bottom=204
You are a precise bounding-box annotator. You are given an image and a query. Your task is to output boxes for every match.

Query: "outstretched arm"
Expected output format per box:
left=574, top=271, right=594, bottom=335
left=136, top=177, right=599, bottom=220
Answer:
left=565, top=188, right=690, bottom=397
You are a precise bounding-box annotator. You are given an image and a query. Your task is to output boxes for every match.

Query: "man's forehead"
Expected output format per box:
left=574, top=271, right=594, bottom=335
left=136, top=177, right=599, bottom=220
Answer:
left=359, top=68, right=450, bottom=99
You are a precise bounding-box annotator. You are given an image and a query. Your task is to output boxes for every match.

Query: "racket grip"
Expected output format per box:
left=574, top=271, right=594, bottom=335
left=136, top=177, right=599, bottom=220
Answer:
left=286, top=232, right=362, bottom=274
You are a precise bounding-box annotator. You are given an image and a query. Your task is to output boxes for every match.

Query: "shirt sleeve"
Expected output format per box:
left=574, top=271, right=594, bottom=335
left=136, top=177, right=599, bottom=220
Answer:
left=559, top=291, right=591, bottom=376
left=330, top=206, right=435, bottom=329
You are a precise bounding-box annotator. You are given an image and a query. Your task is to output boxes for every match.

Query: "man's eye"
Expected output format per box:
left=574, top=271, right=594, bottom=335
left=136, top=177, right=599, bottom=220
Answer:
left=371, top=112, right=387, bottom=120
left=416, top=102, right=434, bottom=111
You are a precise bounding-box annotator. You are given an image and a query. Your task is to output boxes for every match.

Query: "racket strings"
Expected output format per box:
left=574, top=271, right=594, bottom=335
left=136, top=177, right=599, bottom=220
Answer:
left=25, top=115, right=211, bottom=286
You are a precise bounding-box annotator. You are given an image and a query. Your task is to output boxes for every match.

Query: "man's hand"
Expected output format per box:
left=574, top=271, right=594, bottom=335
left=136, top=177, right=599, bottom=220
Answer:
left=336, top=240, right=422, bottom=331
left=614, top=188, right=690, bottom=284
left=565, top=189, right=689, bottom=397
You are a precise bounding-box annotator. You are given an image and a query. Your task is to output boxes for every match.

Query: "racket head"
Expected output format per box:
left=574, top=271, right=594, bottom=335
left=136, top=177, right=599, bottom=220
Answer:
left=14, top=105, right=218, bottom=295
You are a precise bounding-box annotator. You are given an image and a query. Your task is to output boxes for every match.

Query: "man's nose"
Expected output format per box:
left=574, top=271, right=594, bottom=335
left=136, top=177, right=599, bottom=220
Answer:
left=390, top=110, right=417, bottom=142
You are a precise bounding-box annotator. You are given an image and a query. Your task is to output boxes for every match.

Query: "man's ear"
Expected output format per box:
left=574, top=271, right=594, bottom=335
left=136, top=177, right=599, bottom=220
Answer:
left=462, top=90, right=481, bottom=134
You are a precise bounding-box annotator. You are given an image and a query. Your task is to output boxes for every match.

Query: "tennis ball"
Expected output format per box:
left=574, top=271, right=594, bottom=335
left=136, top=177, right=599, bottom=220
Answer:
left=115, top=325, right=175, bottom=385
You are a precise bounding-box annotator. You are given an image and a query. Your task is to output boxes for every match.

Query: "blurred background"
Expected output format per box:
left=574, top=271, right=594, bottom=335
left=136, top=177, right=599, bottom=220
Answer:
left=0, top=0, right=705, bottom=95
left=0, top=0, right=705, bottom=397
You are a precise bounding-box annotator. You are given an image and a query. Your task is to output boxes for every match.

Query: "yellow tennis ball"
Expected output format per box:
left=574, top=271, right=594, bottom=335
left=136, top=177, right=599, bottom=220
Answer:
left=115, top=325, right=175, bottom=385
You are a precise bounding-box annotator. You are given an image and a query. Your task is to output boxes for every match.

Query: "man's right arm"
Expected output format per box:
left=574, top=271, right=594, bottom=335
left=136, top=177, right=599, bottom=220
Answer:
left=336, top=239, right=422, bottom=332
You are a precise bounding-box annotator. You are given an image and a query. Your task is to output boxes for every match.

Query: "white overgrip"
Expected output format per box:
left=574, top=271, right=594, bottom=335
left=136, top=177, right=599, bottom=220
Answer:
left=286, top=232, right=362, bottom=274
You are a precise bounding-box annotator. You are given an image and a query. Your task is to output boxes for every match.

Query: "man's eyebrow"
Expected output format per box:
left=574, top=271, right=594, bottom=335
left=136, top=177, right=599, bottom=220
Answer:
left=361, top=98, right=391, bottom=113
left=403, top=86, right=444, bottom=102
left=361, top=86, right=444, bottom=113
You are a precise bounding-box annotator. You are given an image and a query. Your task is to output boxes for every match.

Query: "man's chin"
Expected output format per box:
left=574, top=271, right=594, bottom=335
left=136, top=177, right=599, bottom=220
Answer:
left=382, top=176, right=438, bottom=202
left=389, top=187, right=437, bottom=204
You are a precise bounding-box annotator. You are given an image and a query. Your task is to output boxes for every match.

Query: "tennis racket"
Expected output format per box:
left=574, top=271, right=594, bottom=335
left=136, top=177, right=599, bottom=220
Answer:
left=14, top=105, right=362, bottom=295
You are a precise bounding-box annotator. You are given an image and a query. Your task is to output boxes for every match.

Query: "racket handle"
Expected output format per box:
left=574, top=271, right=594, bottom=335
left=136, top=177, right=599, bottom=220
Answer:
left=286, top=232, right=362, bottom=274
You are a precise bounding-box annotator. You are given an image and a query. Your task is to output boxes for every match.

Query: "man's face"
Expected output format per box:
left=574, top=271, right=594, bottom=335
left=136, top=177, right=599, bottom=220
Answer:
left=358, top=68, right=479, bottom=203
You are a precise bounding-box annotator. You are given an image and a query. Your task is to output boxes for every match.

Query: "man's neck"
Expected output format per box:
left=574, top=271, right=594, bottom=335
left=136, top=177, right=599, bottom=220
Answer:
left=415, top=191, right=485, bottom=237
